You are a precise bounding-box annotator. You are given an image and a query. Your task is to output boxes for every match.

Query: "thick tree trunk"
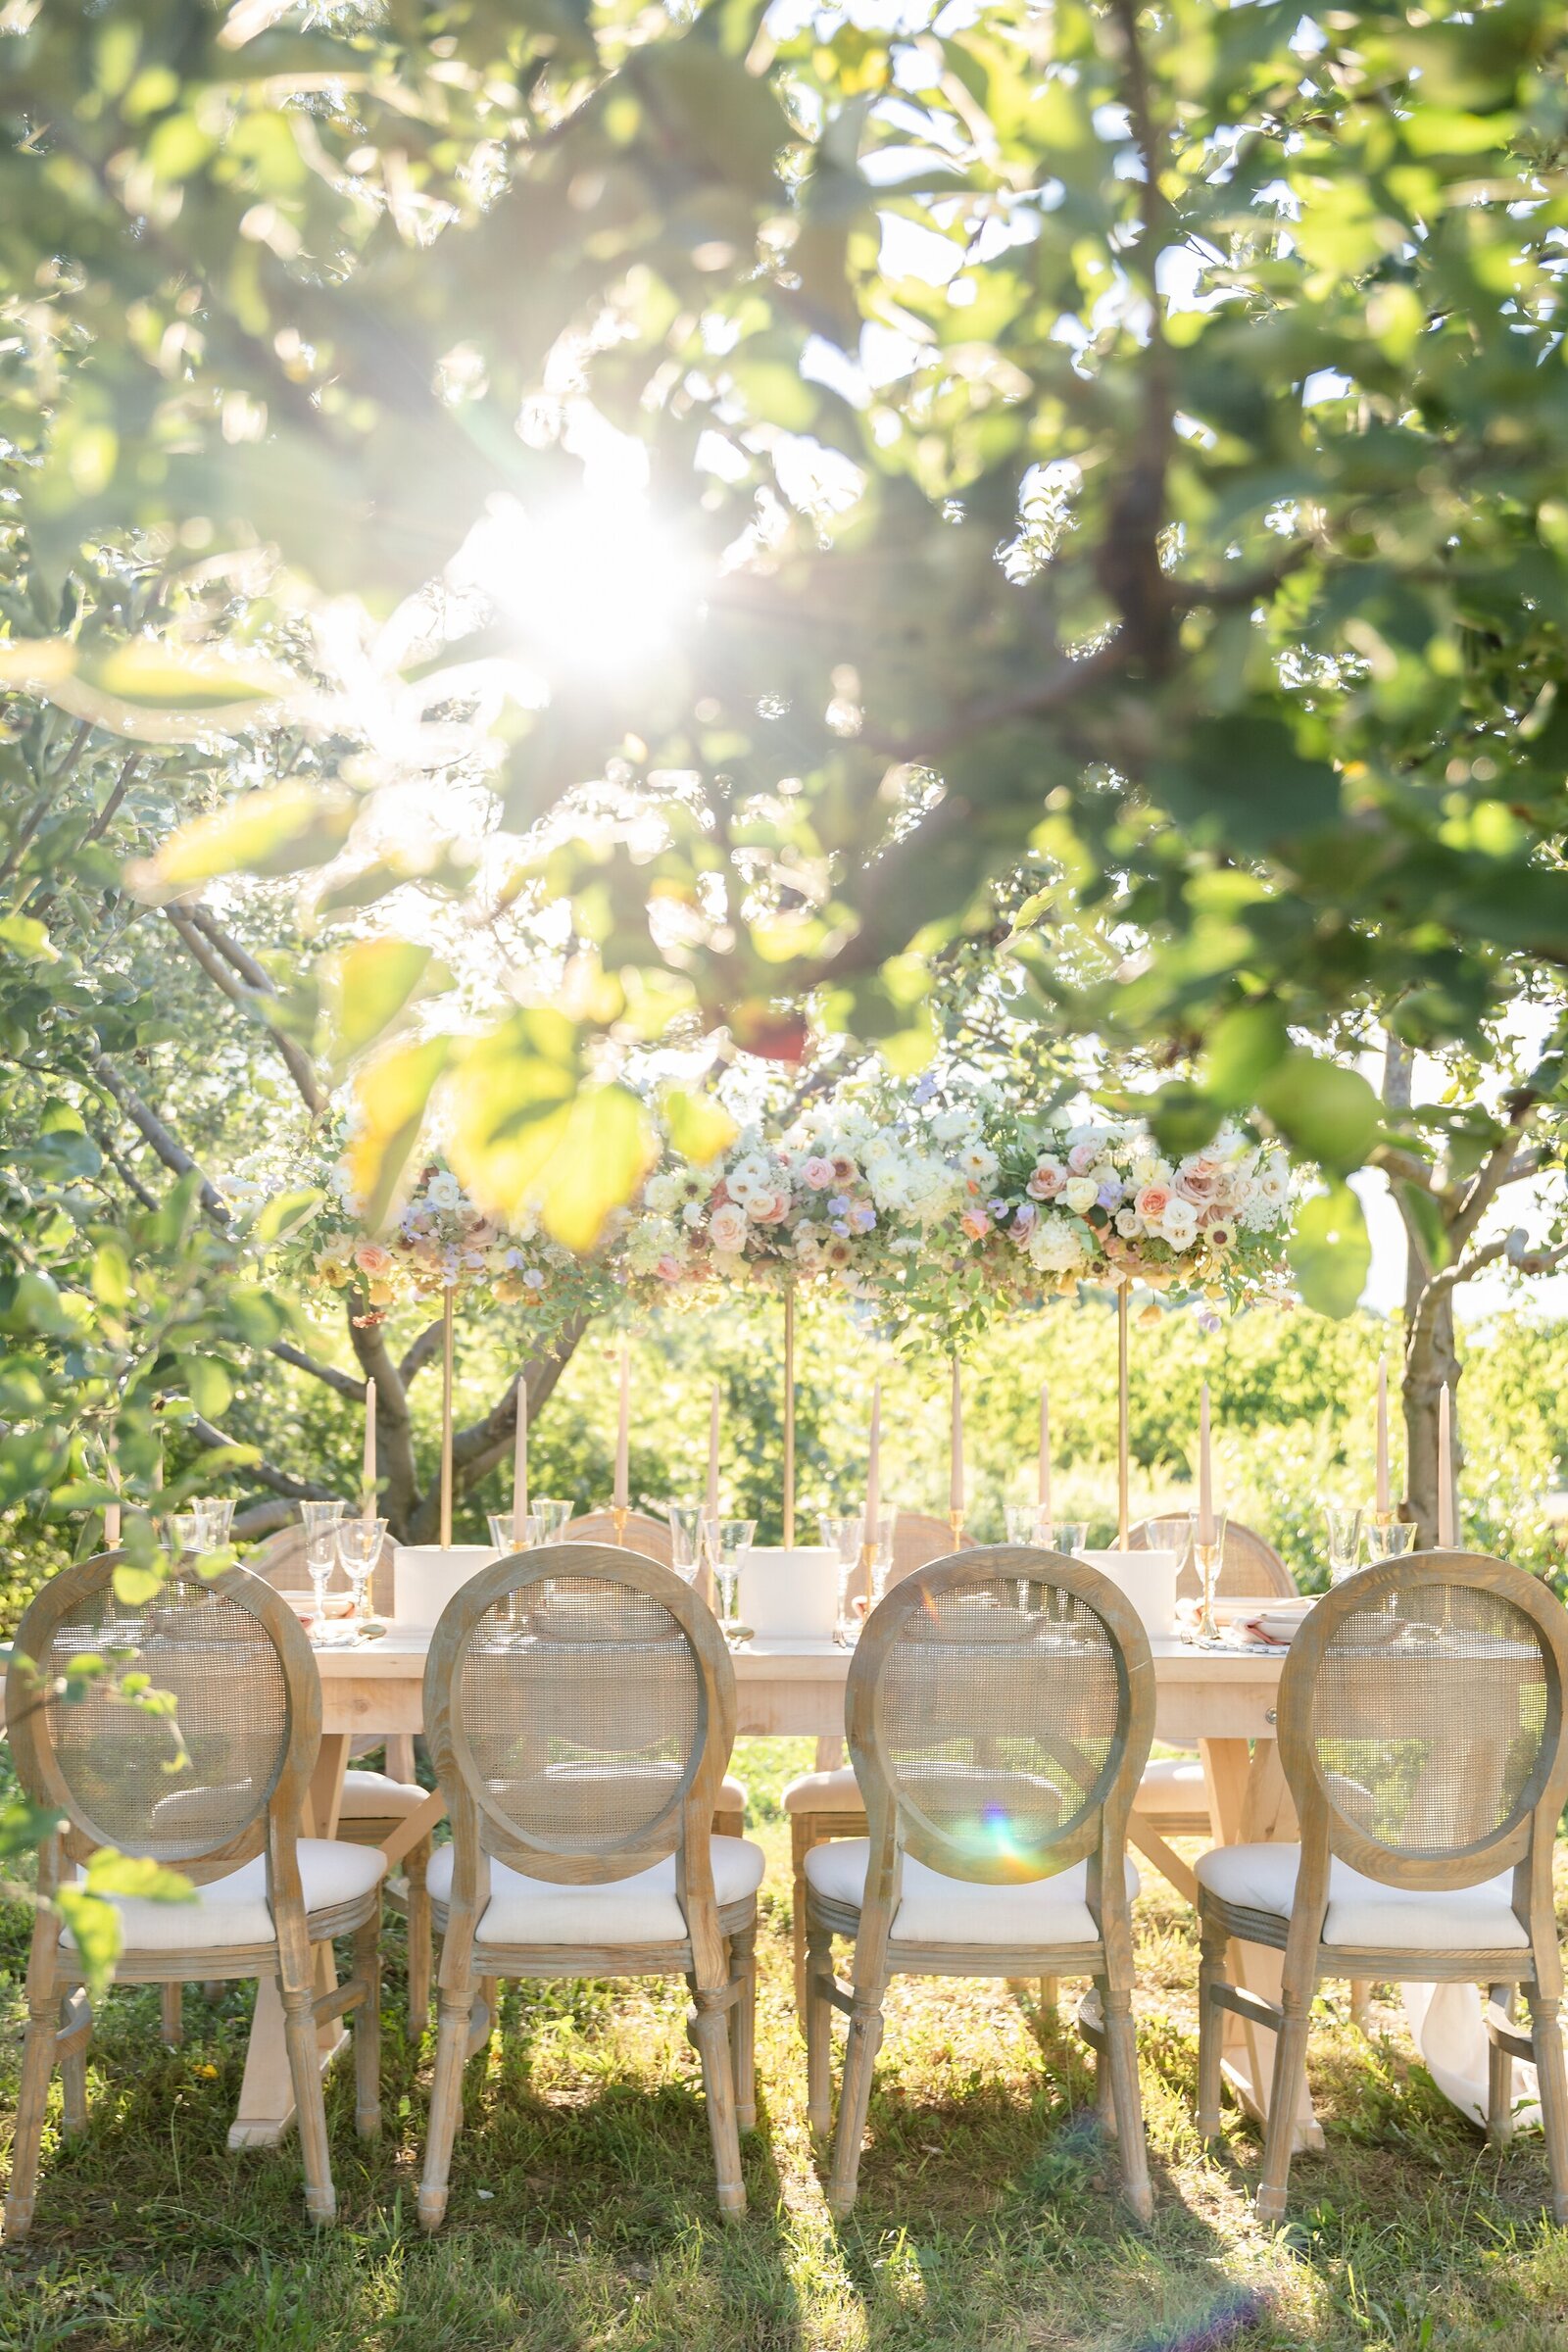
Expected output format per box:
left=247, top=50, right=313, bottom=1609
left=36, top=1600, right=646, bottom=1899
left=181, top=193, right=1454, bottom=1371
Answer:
left=405, top=1317, right=585, bottom=1544
left=1401, top=1270, right=1459, bottom=1549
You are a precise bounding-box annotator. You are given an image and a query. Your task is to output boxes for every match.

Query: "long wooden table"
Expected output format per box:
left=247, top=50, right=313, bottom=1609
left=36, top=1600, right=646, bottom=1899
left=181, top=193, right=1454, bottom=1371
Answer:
left=230, top=1632, right=1315, bottom=2152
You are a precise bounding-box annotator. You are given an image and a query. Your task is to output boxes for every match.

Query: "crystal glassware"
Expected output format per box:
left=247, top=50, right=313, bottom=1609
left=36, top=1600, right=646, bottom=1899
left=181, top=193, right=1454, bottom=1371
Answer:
left=487, top=1510, right=541, bottom=1553
left=300, top=1500, right=349, bottom=1644
left=1190, top=1511, right=1230, bottom=1642
left=667, top=1502, right=710, bottom=1585
left=712, top=1517, right=756, bottom=1647
left=193, top=1496, right=235, bottom=1545
left=1004, top=1504, right=1089, bottom=1556
left=529, top=1498, right=573, bottom=1545
left=336, top=1516, right=387, bottom=1641
left=1365, top=1514, right=1419, bottom=1561
left=1324, top=1504, right=1364, bottom=1586
left=820, top=1512, right=864, bottom=1645
left=860, top=1505, right=897, bottom=1614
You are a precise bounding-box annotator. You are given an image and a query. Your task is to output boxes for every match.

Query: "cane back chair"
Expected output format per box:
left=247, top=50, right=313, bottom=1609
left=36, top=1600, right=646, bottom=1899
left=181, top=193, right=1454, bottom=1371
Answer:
left=804, top=1546, right=1156, bottom=2221
left=783, top=1514, right=975, bottom=2017
left=4, top=1552, right=383, bottom=2238
left=1126, top=1517, right=1297, bottom=1905
left=417, top=1543, right=764, bottom=2230
left=1197, top=1550, right=1568, bottom=2220
left=243, top=1524, right=431, bottom=2034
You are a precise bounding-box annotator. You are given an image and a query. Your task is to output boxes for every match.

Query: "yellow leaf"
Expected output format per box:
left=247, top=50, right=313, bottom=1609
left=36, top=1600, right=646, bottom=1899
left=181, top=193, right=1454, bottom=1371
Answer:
left=326, top=939, right=443, bottom=1068
left=347, top=1036, right=452, bottom=1230
left=131, top=782, right=355, bottom=902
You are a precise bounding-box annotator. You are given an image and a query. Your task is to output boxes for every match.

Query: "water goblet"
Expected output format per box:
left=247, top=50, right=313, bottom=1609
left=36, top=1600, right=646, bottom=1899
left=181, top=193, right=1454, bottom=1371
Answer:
left=1187, top=1511, right=1229, bottom=1642
left=1365, top=1514, right=1418, bottom=1562
left=820, top=1512, right=864, bottom=1645
left=337, top=1516, right=388, bottom=1641
left=194, top=1496, right=235, bottom=1545
left=300, top=1502, right=348, bottom=1645
left=530, top=1498, right=573, bottom=1545
left=861, top=1505, right=897, bottom=1613
left=1324, top=1504, right=1364, bottom=1586
left=712, top=1517, right=757, bottom=1647
left=1004, top=1502, right=1051, bottom=1550
left=487, top=1510, right=542, bottom=1553
left=667, top=1503, right=710, bottom=1586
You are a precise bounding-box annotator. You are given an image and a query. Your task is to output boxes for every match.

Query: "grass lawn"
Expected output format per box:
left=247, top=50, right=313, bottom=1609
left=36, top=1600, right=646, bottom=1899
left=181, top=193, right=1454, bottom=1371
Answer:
left=3, top=1740, right=1567, bottom=2352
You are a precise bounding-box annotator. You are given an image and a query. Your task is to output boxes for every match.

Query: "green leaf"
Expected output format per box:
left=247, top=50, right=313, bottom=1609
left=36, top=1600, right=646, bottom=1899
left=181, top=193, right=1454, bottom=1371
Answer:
left=90, top=1241, right=131, bottom=1308
left=1201, top=1004, right=1289, bottom=1108
left=325, top=939, right=444, bottom=1067
left=253, top=1187, right=324, bottom=1248
left=446, top=1014, right=658, bottom=1250
left=1396, top=1178, right=1451, bottom=1274
left=131, top=783, right=355, bottom=901
left=661, top=1087, right=738, bottom=1166
left=0, top=914, right=58, bottom=961
left=52, top=1886, right=122, bottom=1996
left=345, top=1037, right=453, bottom=1231
left=180, top=1356, right=233, bottom=1419
left=1257, top=1054, right=1382, bottom=1178
left=1148, top=1083, right=1223, bottom=1157
left=1290, top=1183, right=1371, bottom=1319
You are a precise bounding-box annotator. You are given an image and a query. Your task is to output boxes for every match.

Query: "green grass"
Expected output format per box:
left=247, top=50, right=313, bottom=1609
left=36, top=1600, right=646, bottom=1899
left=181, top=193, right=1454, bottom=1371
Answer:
left=3, top=1742, right=1568, bottom=2352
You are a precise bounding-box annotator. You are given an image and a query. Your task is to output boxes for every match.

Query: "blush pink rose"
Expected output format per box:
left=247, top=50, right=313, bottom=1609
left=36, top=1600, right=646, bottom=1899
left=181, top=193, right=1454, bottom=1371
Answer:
left=1028, top=1158, right=1066, bottom=1200
left=1176, top=1167, right=1215, bottom=1201
left=655, top=1254, right=684, bottom=1282
left=355, top=1242, right=393, bottom=1277
left=708, top=1201, right=748, bottom=1252
left=1135, top=1184, right=1170, bottom=1221
left=751, top=1188, right=791, bottom=1225
left=1067, top=1142, right=1099, bottom=1175
left=803, top=1156, right=835, bottom=1189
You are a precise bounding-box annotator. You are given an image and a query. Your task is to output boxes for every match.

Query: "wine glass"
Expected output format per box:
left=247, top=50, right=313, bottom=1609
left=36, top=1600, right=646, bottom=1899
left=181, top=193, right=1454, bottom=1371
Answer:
left=1324, top=1504, right=1364, bottom=1586
left=487, top=1510, right=541, bottom=1553
left=1189, top=1511, right=1229, bottom=1642
left=336, top=1517, right=387, bottom=1641
left=667, top=1503, right=710, bottom=1586
left=1365, top=1515, right=1418, bottom=1561
left=300, top=1500, right=348, bottom=1644
left=529, top=1498, right=573, bottom=1545
left=194, top=1496, right=235, bottom=1545
left=862, top=1506, right=897, bottom=1614
left=712, top=1517, right=756, bottom=1647
left=820, top=1512, right=863, bottom=1645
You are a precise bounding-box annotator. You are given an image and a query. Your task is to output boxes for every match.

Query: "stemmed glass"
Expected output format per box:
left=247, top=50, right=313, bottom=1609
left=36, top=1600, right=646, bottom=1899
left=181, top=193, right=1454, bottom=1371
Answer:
left=667, top=1503, right=710, bottom=1587
left=300, top=1499, right=349, bottom=1644
left=712, top=1518, right=756, bottom=1647
left=337, top=1517, right=387, bottom=1642
left=1004, top=1505, right=1089, bottom=1553
left=487, top=1510, right=543, bottom=1553
left=821, top=1513, right=864, bottom=1646
left=1324, top=1504, right=1364, bottom=1586
left=529, top=1499, right=573, bottom=1545
left=1364, top=1514, right=1418, bottom=1562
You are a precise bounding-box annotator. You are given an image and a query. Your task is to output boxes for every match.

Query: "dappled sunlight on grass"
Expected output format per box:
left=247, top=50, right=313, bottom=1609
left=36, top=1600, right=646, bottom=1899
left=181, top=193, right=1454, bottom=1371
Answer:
left=3, top=1787, right=1568, bottom=2347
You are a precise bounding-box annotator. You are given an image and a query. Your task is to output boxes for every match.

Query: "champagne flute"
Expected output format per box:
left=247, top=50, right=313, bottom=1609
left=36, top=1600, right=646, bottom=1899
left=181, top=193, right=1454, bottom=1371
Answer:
left=820, top=1512, right=864, bottom=1646
left=337, top=1517, right=387, bottom=1641
left=712, top=1517, right=756, bottom=1647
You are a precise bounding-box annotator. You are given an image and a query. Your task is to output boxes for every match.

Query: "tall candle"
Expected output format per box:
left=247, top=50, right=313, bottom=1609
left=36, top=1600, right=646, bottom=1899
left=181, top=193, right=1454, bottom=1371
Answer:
left=363, top=1376, right=376, bottom=1525
left=1198, top=1379, right=1215, bottom=1544
left=513, top=1373, right=528, bottom=1531
left=1438, top=1382, right=1454, bottom=1547
left=949, top=1355, right=963, bottom=1516
left=707, top=1381, right=720, bottom=1523
left=613, top=1346, right=630, bottom=1510
left=1038, top=1383, right=1052, bottom=1520
left=865, top=1382, right=881, bottom=1537
left=1375, top=1353, right=1391, bottom=1517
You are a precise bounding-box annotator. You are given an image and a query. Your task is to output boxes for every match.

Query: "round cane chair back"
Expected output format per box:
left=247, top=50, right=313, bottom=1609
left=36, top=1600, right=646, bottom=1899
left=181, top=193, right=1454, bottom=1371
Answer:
left=423, top=1543, right=733, bottom=1885
left=1130, top=1515, right=1295, bottom=1602
left=561, top=1509, right=672, bottom=1564
left=1277, top=1551, right=1568, bottom=1887
left=846, top=1545, right=1154, bottom=1885
left=6, top=1551, right=318, bottom=1882
left=245, top=1526, right=309, bottom=1588
left=888, top=1510, right=975, bottom=1588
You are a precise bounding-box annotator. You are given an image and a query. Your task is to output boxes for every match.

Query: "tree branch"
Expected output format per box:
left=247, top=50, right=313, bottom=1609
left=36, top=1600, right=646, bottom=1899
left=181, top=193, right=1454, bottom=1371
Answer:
left=398, top=1318, right=446, bottom=1389
left=1450, top=1099, right=1539, bottom=1254
left=90, top=1126, right=163, bottom=1214
left=163, top=904, right=323, bottom=1114
left=188, top=1414, right=340, bottom=1502
left=344, top=1309, right=419, bottom=1535
left=406, top=1318, right=586, bottom=1543
left=270, top=1338, right=365, bottom=1400
left=80, top=751, right=143, bottom=847
left=89, top=1056, right=230, bottom=1224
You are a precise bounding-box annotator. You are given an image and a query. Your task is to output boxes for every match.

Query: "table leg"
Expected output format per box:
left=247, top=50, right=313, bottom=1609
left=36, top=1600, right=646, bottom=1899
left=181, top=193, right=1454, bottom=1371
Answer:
left=1200, top=1736, right=1323, bottom=2156
left=229, top=1735, right=353, bottom=2151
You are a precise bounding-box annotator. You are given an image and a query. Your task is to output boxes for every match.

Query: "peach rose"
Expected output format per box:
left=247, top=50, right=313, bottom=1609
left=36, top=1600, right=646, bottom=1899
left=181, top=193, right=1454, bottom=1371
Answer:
left=960, top=1208, right=991, bottom=1240
left=804, top=1156, right=835, bottom=1189
left=354, top=1241, right=393, bottom=1277
left=1135, top=1184, right=1170, bottom=1222
left=750, top=1188, right=791, bottom=1225
left=708, top=1201, right=748, bottom=1253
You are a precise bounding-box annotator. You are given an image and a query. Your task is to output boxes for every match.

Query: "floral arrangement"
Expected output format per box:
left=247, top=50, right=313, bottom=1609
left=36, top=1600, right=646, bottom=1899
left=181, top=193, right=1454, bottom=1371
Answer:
left=230, top=1080, right=1293, bottom=1345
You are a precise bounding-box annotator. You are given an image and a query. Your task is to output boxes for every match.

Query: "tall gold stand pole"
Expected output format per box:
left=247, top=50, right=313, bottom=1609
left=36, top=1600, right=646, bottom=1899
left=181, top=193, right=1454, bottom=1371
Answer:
left=1117, top=1284, right=1130, bottom=1549
left=440, top=1289, right=455, bottom=1550
left=783, top=1284, right=797, bottom=1549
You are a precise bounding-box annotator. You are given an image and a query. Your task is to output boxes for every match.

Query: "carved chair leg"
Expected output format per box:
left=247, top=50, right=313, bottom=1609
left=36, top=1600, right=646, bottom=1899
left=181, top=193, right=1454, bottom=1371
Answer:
left=4, top=1992, right=60, bottom=2240
left=352, top=1915, right=382, bottom=2139
left=1488, top=1982, right=1515, bottom=2147
left=827, top=1983, right=887, bottom=2220
left=419, top=1987, right=475, bottom=2232
left=59, top=1993, right=89, bottom=2138
left=405, top=1838, right=432, bottom=2033
left=1103, top=1988, right=1152, bottom=2226
left=805, top=1917, right=834, bottom=2134
left=160, top=1984, right=184, bottom=2048
left=1092, top=1976, right=1118, bottom=2142
left=689, top=1980, right=746, bottom=2219
left=1527, top=1984, right=1568, bottom=2226
left=1256, top=1992, right=1312, bottom=2223
left=385, top=1734, right=416, bottom=1784
left=1348, top=1980, right=1373, bottom=2031
left=792, top=1817, right=814, bottom=2031
left=728, top=1922, right=758, bottom=2132
left=281, top=1977, right=336, bottom=2225
left=1196, top=1905, right=1228, bottom=2141
left=1039, top=1976, right=1059, bottom=2022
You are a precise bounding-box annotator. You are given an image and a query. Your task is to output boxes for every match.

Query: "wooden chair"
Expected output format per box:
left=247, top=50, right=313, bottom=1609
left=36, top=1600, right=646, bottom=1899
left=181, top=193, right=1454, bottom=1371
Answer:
left=1127, top=1516, right=1297, bottom=1906
left=560, top=1512, right=747, bottom=1838
left=1196, top=1549, right=1568, bottom=2220
left=805, top=1545, right=1156, bottom=2222
left=416, top=1542, right=764, bottom=2230
left=783, top=1512, right=973, bottom=2016
left=3, top=1551, right=383, bottom=2238
left=247, top=1522, right=432, bottom=2030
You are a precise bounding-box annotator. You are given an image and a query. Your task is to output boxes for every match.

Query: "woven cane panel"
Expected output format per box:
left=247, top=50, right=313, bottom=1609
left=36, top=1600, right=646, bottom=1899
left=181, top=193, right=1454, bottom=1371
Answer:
left=43, top=1574, right=287, bottom=1856
left=876, top=1575, right=1118, bottom=1868
left=1313, top=1582, right=1548, bottom=1855
left=457, top=1575, right=701, bottom=1850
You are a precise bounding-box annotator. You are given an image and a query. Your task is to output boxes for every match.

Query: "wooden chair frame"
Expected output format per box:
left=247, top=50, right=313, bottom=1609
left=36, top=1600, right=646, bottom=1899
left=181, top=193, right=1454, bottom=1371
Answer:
left=805, top=1544, right=1157, bottom=2222
left=1197, top=1549, right=1568, bottom=2220
left=4, top=1550, right=380, bottom=2238
left=416, top=1543, right=757, bottom=2230
left=788, top=1514, right=974, bottom=2019
left=1126, top=1516, right=1297, bottom=1904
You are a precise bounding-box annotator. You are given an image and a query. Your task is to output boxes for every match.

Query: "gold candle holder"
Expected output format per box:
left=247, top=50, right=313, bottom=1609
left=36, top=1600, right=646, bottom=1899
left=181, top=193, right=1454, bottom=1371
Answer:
left=1193, top=1539, right=1222, bottom=1645
left=611, top=1506, right=629, bottom=1546
left=948, top=1510, right=966, bottom=1544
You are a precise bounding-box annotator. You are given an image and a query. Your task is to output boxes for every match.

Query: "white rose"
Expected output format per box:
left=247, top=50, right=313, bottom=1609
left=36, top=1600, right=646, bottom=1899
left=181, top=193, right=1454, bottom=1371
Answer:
left=1063, top=1176, right=1100, bottom=1214
left=1115, top=1207, right=1145, bottom=1239
left=1028, top=1215, right=1088, bottom=1273
left=1159, top=1198, right=1199, bottom=1249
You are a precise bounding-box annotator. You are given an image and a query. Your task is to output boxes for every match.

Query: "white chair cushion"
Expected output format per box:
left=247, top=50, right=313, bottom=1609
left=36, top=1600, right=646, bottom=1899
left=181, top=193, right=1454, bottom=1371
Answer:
left=804, top=1837, right=1139, bottom=1946
left=62, top=1839, right=387, bottom=1956
left=1134, top=1758, right=1208, bottom=1817
left=1196, top=1842, right=1529, bottom=1953
left=425, top=1835, right=765, bottom=1946
left=338, top=1769, right=427, bottom=1818
left=783, top=1765, right=860, bottom=1813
